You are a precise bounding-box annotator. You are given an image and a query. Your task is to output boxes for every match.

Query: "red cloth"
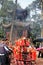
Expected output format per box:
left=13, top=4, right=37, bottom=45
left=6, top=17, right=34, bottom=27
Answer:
left=31, top=49, right=36, bottom=60
left=25, top=40, right=30, bottom=46
left=13, top=46, right=20, bottom=60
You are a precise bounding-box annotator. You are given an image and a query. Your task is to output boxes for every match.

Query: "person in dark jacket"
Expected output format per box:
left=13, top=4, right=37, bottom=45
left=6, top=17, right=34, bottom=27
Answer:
left=0, top=39, right=12, bottom=65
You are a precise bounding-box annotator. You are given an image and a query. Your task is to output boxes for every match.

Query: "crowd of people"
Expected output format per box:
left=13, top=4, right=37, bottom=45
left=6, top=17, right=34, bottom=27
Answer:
left=0, top=36, right=37, bottom=65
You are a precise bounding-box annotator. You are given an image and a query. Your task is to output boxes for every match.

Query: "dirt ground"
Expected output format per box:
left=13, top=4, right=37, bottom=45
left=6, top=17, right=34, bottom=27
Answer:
left=10, top=58, right=43, bottom=65
left=36, top=58, right=43, bottom=65
left=10, top=51, right=43, bottom=65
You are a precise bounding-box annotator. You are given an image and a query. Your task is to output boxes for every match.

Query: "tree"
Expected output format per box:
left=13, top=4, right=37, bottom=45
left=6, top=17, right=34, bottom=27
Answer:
left=30, top=22, right=41, bottom=40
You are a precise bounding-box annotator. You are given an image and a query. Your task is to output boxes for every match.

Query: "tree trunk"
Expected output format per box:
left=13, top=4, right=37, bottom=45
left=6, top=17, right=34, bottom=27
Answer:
left=10, top=23, right=13, bottom=43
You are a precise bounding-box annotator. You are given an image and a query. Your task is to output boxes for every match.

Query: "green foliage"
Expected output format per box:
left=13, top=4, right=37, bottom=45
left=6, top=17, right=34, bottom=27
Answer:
left=0, top=28, right=5, bottom=39
left=30, top=22, right=41, bottom=40
left=0, top=10, right=7, bottom=17
left=32, top=0, right=41, bottom=10
left=0, top=0, right=14, bottom=17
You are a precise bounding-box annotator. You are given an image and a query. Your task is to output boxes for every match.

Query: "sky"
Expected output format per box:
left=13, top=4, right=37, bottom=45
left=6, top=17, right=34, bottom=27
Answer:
left=13, top=0, right=35, bottom=9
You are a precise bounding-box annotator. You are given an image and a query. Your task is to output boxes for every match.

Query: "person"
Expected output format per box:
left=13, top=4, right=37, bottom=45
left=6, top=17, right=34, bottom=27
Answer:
left=0, top=39, right=12, bottom=65
left=38, top=43, right=41, bottom=58
left=4, top=39, right=13, bottom=65
left=38, top=42, right=43, bottom=58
